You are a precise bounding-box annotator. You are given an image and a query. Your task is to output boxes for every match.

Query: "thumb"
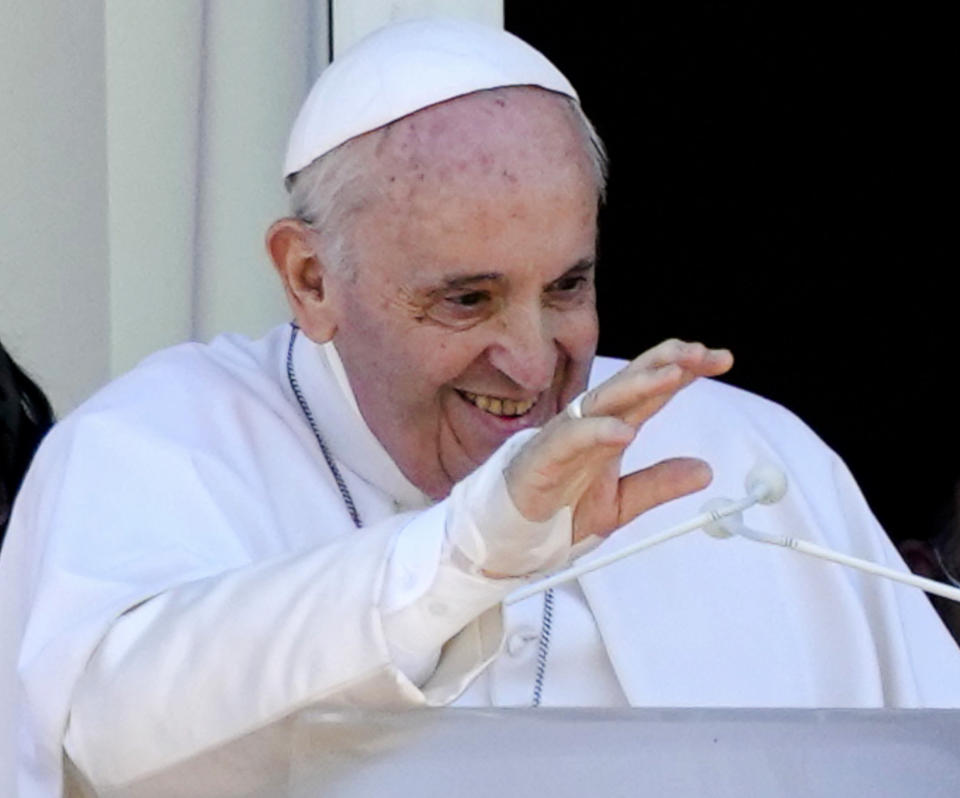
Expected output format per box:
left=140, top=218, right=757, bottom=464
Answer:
left=616, top=458, right=713, bottom=527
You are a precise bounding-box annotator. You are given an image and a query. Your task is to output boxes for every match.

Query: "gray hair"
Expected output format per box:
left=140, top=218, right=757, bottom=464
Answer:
left=286, top=133, right=374, bottom=277
left=286, top=94, right=608, bottom=275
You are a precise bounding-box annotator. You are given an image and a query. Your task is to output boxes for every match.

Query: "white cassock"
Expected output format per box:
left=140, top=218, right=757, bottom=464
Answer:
left=2, top=324, right=959, bottom=798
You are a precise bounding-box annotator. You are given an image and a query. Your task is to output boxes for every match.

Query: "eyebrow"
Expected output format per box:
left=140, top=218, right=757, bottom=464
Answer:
left=551, top=259, right=596, bottom=281
left=427, top=258, right=596, bottom=295
left=437, top=272, right=503, bottom=290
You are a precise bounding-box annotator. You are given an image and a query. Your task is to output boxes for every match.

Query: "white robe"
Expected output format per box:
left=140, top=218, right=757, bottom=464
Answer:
left=2, top=324, right=959, bottom=797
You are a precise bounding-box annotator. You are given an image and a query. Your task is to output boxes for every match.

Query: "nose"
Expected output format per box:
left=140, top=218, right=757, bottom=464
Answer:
left=487, top=304, right=557, bottom=392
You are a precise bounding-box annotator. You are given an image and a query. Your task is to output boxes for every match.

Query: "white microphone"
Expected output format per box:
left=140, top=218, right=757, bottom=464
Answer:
left=745, top=462, right=788, bottom=504
left=506, top=459, right=960, bottom=607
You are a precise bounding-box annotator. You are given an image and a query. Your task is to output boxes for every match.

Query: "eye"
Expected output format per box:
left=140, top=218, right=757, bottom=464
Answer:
left=546, top=273, right=592, bottom=306
left=551, top=275, right=587, bottom=293
left=448, top=290, right=490, bottom=308
left=424, top=288, right=498, bottom=329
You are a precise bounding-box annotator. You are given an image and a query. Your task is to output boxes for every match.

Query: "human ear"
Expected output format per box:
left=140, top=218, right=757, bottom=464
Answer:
left=266, top=218, right=339, bottom=342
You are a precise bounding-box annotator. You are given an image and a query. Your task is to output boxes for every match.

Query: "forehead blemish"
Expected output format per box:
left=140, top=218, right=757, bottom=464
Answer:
left=366, top=87, right=598, bottom=229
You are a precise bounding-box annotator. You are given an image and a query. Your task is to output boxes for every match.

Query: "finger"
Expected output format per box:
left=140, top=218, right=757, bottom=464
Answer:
left=583, top=342, right=732, bottom=425
left=506, top=416, right=635, bottom=521
left=616, top=457, right=713, bottom=527
left=526, top=416, right=635, bottom=471
left=585, top=362, right=695, bottom=429
left=582, top=362, right=685, bottom=420
left=636, top=339, right=734, bottom=375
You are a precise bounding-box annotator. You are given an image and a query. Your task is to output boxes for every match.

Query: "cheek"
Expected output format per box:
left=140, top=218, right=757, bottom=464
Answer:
left=554, top=306, right=599, bottom=360
left=366, top=328, right=489, bottom=408
left=335, top=295, right=419, bottom=401
left=413, top=332, right=491, bottom=389
left=338, top=294, right=481, bottom=404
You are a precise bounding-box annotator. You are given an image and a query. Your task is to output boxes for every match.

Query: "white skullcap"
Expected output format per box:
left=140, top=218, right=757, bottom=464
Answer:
left=283, top=17, right=578, bottom=179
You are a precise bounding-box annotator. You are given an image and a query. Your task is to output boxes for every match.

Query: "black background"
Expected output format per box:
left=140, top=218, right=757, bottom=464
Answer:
left=507, top=2, right=955, bottom=542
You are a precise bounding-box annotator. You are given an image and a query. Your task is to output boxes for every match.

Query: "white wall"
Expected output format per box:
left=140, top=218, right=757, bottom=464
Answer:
left=104, top=1, right=319, bottom=374
left=0, top=1, right=110, bottom=415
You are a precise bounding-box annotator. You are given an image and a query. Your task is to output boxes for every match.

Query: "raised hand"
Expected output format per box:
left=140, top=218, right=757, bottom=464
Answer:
left=505, top=340, right=733, bottom=543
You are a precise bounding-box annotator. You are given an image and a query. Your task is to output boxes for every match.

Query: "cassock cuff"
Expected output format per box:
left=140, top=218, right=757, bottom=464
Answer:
left=381, top=502, right=520, bottom=684
left=380, top=429, right=574, bottom=685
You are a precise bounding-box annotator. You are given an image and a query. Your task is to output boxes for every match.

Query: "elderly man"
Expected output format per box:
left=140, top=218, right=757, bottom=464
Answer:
left=2, top=17, right=959, bottom=798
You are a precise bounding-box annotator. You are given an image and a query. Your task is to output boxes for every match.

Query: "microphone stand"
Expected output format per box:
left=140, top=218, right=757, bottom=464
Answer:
left=506, top=464, right=960, bottom=606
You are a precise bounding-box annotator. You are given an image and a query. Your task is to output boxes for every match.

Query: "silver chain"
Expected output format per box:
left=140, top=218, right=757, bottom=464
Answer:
left=285, top=324, right=362, bottom=529
left=531, top=588, right=555, bottom=707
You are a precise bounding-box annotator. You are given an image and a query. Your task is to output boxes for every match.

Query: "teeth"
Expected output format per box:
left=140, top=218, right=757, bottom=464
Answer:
left=461, top=391, right=535, bottom=417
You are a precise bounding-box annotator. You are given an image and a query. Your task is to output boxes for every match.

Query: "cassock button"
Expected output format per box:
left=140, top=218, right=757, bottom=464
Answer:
left=506, top=626, right=539, bottom=657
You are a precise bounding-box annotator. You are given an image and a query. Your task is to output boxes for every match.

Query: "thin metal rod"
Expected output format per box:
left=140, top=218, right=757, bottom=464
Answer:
left=506, top=481, right=960, bottom=608
left=785, top=538, right=960, bottom=604
left=505, top=495, right=757, bottom=605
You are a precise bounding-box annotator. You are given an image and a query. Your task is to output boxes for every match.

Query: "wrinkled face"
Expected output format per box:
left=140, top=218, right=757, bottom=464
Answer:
left=327, top=88, right=600, bottom=499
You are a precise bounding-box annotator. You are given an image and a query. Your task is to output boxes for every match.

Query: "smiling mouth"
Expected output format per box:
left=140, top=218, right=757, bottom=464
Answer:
left=458, top=390, right=537, bottom=418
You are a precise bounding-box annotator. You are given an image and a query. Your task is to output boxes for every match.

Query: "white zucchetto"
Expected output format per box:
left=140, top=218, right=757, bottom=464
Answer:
left=283, top=17, right=578, bottom=179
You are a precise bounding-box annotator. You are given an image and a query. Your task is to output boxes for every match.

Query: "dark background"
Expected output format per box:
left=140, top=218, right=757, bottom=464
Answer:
left=507, top=3, right=955, bottom=543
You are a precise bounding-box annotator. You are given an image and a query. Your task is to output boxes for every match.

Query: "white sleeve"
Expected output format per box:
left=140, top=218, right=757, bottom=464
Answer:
left=381, top=431, right=573, bottom=684
left=64, top=432, right=572, bottom=788
left=62, top=517, right=421, bottom=788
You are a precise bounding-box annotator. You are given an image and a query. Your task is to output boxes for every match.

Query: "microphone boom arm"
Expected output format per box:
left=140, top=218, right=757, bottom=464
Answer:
left=504, top=462, right=960, bottom=606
